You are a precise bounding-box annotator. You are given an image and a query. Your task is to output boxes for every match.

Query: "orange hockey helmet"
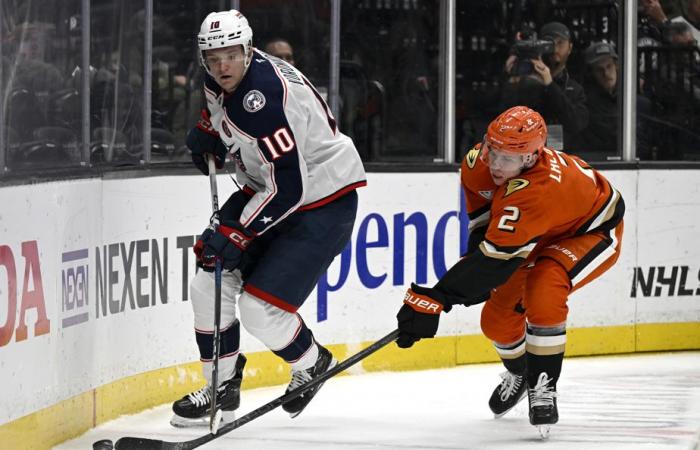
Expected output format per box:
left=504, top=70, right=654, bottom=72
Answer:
left=485, top=106, right=547, bottom=155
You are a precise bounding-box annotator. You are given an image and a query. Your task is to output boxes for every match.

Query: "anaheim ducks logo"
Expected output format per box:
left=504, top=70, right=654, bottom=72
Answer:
left=465, top=146, right=481, bottom=169
left=504, top=178, right=529, bottom=197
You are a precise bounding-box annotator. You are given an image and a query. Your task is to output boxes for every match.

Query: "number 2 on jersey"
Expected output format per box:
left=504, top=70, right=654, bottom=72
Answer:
left=497, top=206, right=520, bottom=232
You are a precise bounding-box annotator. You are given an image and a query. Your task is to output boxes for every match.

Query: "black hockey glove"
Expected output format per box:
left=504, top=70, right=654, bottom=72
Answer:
left=396, top=283, right=452, bottom=348
left=193, top=226, right=215, bottom=271
left=187, top=110, right=228, bottom=175
left=198, top=220, right=255, bottom=271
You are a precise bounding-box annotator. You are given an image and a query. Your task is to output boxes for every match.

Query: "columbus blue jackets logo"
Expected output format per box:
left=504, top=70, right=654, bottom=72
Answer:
left=243, top=90, right=266, bottom=113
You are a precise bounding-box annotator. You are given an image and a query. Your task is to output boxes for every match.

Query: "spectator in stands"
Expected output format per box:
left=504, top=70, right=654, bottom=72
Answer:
left=4, top=21, right=67, bottom=151
left=643, top=1, right=700, bottom=160
left=639, top=0, right=669, bottom=43
left=7, top=22, right=65, bottom=94
left=664, top=20, right=698, bottom=46
left=579, top=41, right=654, bottom=158
left=673, top=0, right=700, bottom=42
left=499, top=21, right=588, bottom=151
left=89, top=48, right=143, bottom=156
left=578, top=42, right=619, bottom=155
left=637, top=1, right=668, bottom=96
left=665, top=21, right=700, bottom=103
left=264, top=38, right=296, bottom=66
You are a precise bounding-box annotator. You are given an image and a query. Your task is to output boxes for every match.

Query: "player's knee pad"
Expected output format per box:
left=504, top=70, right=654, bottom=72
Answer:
left=480, top=299, right=526, bottom=344
left=190, top=270, right=242, bottom=330
left=238, top=292, right=301, bottom=350
left=524, top=258, right=571, bottom=326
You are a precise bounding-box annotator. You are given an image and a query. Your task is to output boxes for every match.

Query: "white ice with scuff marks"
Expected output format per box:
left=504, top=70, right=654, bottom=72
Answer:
left=56, top=352, right=700, bottom=450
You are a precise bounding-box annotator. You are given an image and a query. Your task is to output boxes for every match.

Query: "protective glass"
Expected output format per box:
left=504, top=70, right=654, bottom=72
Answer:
left=480, top=138, right=527, bottom=171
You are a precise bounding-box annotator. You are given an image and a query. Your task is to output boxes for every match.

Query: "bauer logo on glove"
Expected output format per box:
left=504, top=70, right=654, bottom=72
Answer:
left=403, top=289, right=444, bottom=314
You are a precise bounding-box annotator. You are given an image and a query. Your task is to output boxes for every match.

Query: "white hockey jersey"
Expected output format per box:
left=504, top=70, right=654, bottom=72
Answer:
left=203, top=49, right=367, bottom=236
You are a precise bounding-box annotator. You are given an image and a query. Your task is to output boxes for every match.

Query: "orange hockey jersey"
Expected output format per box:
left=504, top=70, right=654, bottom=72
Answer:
left=428, top=144, right=624, bottom=306
left=460, top=144, right=624, bottom=263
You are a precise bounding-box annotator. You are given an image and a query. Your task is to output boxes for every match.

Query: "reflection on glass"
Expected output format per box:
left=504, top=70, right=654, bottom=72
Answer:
left=637, top=1, right=700, bottom=161
left=4, top=0, right=699, bottom=174
left=241, top=0, right=330, bottom=86
left=2, top=0, right=83, bottom=171
left=89, top=1, right=145, bottom=165
left=150, top=1, right=222, bottom=164
left=341, top=0, right=439, bottom=162
left=455, top=1, right=620, bottom=162
left=154, top=0, right=332, bottom=163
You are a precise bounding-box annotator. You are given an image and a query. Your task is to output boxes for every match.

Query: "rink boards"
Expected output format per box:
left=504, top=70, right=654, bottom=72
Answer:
left=1, top=169, right=699, bottom=449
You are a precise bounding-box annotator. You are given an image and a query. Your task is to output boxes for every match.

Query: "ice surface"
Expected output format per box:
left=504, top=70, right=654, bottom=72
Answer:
left=56, top=352, right=700, bottom=450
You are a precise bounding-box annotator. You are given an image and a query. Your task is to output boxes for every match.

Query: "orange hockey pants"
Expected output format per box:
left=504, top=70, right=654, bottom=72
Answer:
left=481, top=221, right=624, bottom=345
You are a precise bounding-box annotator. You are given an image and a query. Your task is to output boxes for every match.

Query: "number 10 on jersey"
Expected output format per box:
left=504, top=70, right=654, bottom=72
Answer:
left=262, top=127, right=295, bottom=160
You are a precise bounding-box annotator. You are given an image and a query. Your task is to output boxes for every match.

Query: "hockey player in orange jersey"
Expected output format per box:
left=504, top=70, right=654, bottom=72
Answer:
left=395, top=105, right=624, bottom=437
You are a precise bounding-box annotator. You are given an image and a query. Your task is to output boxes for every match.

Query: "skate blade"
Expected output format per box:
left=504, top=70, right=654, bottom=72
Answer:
left=492, top=390, right=527, bottom=419
left=537, top=425, right=551, bottom=439
left=288, top=359, right=338, bottom=419
left=170, top=410, right=236, bottom=428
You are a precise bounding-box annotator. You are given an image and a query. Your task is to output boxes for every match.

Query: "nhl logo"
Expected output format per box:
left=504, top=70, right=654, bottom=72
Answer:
left=243, top=90, right=266, bottom=113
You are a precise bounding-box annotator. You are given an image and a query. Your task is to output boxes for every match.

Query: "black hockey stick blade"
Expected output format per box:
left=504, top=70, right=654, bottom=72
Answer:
left=113, top=329, right=400, bottom=450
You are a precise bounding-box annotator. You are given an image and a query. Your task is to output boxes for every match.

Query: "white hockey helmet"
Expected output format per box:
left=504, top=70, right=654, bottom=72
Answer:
left=197, top=10, right=253, bottom=72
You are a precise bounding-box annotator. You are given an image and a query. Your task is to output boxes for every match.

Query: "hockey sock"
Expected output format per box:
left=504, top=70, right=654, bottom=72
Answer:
left=525, top=323, right=565, bottom=387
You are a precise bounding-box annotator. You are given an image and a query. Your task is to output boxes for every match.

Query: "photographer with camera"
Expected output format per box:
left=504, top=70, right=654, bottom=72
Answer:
left=500, top=22, right=588, bottom=150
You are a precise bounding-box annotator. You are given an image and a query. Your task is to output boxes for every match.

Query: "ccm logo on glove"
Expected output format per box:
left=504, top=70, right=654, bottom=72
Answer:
left=404, top=289, right=444, bottom=314
left=224, top=226, right=253, bottom=249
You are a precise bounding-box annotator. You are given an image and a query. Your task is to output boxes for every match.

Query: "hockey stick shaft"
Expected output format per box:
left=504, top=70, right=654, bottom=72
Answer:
left=113, top=329, right=400, bottom=450
left=207, top=157, right=223, bottom=432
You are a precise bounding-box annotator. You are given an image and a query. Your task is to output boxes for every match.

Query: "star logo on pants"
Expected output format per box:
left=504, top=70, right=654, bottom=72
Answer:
left=260, top=216, right=273, bottom=224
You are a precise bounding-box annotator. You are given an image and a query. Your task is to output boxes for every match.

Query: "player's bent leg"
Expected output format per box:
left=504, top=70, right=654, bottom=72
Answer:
left=171, top=270, right=246, bottom=427
left=521, top=223, right=623, bottom=434
left=170, top=352, right=246, bottom=428
left=524, top=323, right=563, bottom=430
left=480, top=268, right=529, bottom=418
left=488, top=338, right=528, bottom=418
left=238, top=292, right=337, bottom=418
left=191, top=269, right=244, bottom=382
left=523, top=258, right=571, bottom=432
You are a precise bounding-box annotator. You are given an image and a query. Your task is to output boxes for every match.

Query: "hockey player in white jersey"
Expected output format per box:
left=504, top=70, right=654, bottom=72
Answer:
left=171, top=9, right=366, bottom=427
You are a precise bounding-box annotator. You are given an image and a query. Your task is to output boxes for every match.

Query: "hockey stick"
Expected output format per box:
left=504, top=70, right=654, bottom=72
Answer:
left=206, top=157, right=223, bottom=434
left=111, top=329, right=400, bottom=450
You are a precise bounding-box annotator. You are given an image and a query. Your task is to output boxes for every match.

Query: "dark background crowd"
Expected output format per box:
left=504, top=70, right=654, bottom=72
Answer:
left=1, top=0, right=699, bottom=173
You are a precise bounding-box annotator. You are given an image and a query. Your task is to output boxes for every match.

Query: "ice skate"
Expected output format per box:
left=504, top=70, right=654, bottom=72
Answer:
left=528, top=371, right=558, bottom=439
left=170, top=354, right=246, bottom=427
left=282, top=344, right=337, bottom=418
left=488, top=370, right=527, bottom=418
